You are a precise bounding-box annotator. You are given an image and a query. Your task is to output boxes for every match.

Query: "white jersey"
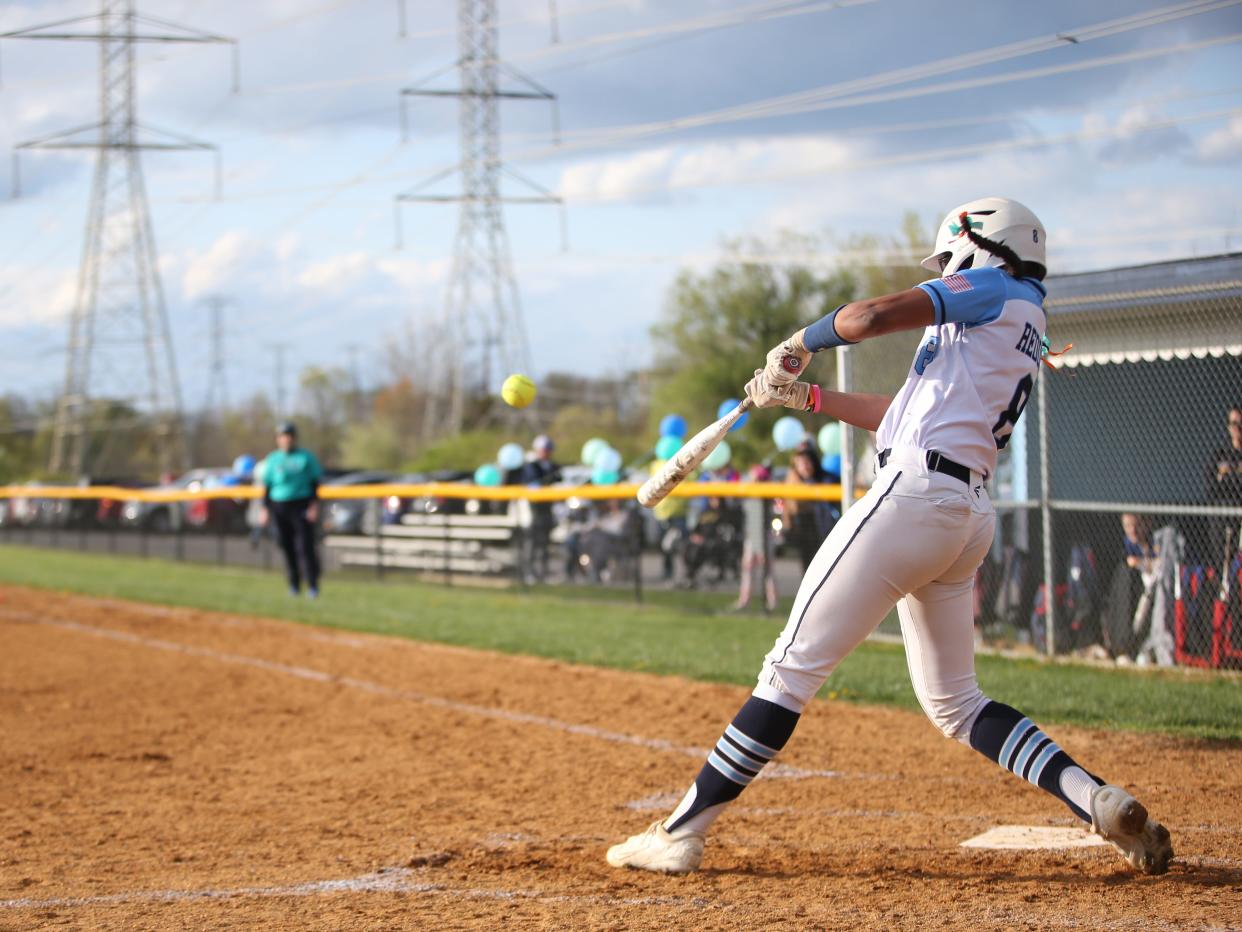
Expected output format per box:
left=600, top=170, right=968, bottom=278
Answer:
left=875, top=267, right=1047, bottom=478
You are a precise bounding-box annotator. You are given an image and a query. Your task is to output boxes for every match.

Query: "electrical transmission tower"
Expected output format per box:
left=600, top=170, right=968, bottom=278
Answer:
left=395, top=0, right=562, bottom=437
left=202, top=295, right=232, bottom=414
left=1, top=1, right=236, bottom=477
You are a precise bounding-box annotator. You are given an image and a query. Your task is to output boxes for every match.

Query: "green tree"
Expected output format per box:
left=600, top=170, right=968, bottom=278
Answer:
left=0, top=395, right=42, bottom=483
left=840, top=210, right=935, bottom=396
left=648, top=232, right=854, bottom=465
left=296, top=366, right=351, bottom=466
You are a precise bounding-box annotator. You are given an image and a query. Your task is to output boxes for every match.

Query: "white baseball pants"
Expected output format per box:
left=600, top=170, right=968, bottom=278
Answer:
left=756, top=450, right=996, bottom=743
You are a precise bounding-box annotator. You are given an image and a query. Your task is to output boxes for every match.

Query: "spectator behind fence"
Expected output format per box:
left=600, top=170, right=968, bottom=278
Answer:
left=259, top=421, right=323, bottom=599
left=651, top=463, right=689, bottom=584
left=1121, top=513, right=1157, bottom=574
left=681, top=495, right=740, bottom=588
left=518, top=434, right=561, bottom=584
left=783, top=439, right=837, bottom=572
left=1207, top=405, right=1242, bottom=571
left=732, top=463, right=778, bottom=614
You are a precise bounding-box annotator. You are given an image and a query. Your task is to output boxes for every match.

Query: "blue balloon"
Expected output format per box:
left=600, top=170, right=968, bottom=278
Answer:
left=498, top=442, right=525, bottom=471
left=474, top=464, right=502, bottom=487
left=772, top=415, right=806, bottom=452
left=655, top=435, right=681, bottom=460
left=595, top=447, right=623, bottom=473
left=716, top=399, right=749, bottom=432
left=232, top=454, right=256, bottom=476
left=592, top=467, right=621, bottom=485
left=659, top=413, right=687, bottom=439
left=822, top=453, right=842, bottom=476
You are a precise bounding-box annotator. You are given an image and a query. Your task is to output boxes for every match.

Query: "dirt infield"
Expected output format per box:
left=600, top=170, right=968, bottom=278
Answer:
left=1, top=587, right=1239, bottom=930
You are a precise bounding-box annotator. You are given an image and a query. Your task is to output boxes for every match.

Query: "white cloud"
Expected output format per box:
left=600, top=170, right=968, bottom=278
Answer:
left=0, top=265, right=76, bottom=329
left=560, top=147, right=676, bottom=202
left=179, top=230, right=257, bottom=299
left=1197, top=113, right=1242, bottom=162
left=296, top=250, right=373, bottom=291
left=559, top=134, right=861, bottom=203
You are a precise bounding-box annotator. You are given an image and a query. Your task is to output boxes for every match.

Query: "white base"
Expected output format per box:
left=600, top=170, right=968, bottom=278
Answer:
left=960, top=825, right=1109, bottom=850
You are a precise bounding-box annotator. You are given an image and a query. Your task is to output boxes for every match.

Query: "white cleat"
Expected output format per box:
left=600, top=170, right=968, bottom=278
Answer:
left=1089, top=785, right=1173, bottom=875
left=606, top=820, right=705, bottom=874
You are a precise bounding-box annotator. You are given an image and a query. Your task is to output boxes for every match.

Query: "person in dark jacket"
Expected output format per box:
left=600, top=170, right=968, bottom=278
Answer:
left=1207, top=405, right=1242, bottom=573
left=259, top=421, right=323, bottom=598
left=519, top=435, right=561, bottom=583
left=783, top=439, right=838, bottom=572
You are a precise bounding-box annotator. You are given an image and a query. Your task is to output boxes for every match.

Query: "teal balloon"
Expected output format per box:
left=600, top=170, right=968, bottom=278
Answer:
left=592, top=467, right=620, bottom=485
left=702, top=440, right=731, bottom=472
left=655, top=435, right=681, bottom=460
left=716, top=399, right=749, bottom=431
left=581, top=437, right=609, bottom=466
left=498, top=442, right=524, bottom=471
left=473, top=464, right=502, bottom=487
left=817, top=422, right=842, bottom=457
left=772, top=416, right=806, bottom=452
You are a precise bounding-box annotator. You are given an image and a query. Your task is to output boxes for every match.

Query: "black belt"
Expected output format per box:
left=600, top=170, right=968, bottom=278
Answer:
left=878, top=448, right=974, bottom=485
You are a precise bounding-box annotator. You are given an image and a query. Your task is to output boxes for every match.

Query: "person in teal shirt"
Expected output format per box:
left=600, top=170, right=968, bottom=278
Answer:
left=259, top=421, right=323, bottom=597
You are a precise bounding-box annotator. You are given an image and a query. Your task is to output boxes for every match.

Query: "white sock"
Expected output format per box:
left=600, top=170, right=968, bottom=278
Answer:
left=663, top=785, right=729, bottom=835
left=1059, top=765, right=1103, bottom=821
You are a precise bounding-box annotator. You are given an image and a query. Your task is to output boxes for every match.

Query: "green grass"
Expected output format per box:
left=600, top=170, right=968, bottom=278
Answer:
left=2, top=544, right=1239, bottom=741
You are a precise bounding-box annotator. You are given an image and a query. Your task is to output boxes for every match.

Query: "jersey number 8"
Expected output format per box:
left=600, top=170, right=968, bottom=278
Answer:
left=991, top=374, right=1034, bottom=450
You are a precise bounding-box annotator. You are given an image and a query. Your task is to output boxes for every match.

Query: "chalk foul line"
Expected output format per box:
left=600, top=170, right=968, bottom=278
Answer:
left=6, top=612, right=841, bottom=781
left=0, top=867, right=710, bottom=911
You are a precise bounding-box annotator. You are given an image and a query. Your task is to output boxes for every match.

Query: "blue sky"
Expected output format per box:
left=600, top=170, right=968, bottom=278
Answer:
left=0, top=0, right=1239, bottom=410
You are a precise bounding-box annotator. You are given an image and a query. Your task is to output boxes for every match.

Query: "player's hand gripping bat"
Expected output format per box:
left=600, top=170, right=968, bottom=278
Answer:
left=637, top=398, right=753, bottom=508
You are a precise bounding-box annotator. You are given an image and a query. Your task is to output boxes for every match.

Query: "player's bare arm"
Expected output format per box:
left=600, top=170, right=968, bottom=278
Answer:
left=744, top=288, right=934, bottom=427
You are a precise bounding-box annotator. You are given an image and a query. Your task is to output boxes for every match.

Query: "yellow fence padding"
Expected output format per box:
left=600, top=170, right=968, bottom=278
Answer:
left=0, top=481, right=843, bottom=504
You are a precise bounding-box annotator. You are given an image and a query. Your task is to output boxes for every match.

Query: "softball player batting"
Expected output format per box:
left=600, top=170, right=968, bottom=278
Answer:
left=608, top=197, right=1174, bottom=876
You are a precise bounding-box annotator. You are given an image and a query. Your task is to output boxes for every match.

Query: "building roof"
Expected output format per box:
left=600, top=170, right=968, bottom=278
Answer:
left=1041, top=252, right=1242, bottom=367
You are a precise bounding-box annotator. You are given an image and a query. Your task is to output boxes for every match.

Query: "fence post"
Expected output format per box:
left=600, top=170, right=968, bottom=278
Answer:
left=1037, top=373, right=1056, bottom=655
left=632, top=500, right=644, bottom=605
left=836, top=344, right=855, bottom=512
left=372, top=499, right=384, bottom=579
left=443, top=511, right=452, bottom=587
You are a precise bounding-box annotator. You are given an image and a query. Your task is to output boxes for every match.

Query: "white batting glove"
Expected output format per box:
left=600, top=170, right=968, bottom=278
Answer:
left=745, top=370, right=811, bottom=410
left=762, top=329, right=811, bottom=388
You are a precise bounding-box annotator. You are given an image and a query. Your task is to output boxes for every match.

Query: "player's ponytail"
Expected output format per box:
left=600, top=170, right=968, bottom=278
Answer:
left=959, top=211, right=1029, bottom=279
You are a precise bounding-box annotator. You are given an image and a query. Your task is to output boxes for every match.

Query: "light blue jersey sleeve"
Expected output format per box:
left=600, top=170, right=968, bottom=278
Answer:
left=916, top=267, right=1009, bottom=327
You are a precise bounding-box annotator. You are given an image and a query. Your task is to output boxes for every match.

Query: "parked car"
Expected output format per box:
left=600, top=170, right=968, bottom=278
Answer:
left=321, top=470, right=396, bottom=535
left=183, top=470, right=250, bottom=534
left=382, top=470, right=474, bottom=524
left=120, top=468, right=225, bottom=533
left=5, top=483, right=44, bottom=527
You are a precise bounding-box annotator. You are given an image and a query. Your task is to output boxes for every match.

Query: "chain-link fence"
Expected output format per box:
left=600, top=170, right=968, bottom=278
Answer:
left=995, top=251, right=1242, bottom=667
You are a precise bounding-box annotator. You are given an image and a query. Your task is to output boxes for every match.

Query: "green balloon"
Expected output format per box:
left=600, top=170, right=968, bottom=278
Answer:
left=655, top=435, right=681, bottom=460
left=817, top=422, right=842, bottom=457
left=581, top=437, right=609, bottom=467
left=702, top=440, right=731, bottom=471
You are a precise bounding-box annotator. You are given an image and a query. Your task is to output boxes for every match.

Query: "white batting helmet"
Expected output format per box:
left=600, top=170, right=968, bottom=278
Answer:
left=921, top=196, right=1046, bottom=279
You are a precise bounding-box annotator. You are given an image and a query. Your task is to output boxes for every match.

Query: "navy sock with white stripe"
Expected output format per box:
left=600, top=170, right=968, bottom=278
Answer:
left=664, top=696, right=800, bottom=835
left=969, top=701, right=1102, bottom=822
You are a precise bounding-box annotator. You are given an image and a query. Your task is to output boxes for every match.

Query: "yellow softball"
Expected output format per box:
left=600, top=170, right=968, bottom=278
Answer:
left=501, top=373, right=537, bottom=409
